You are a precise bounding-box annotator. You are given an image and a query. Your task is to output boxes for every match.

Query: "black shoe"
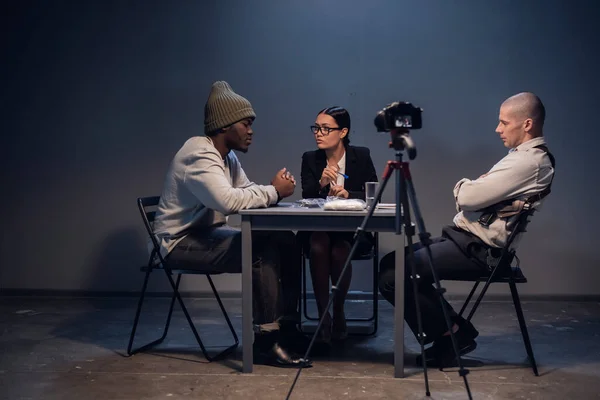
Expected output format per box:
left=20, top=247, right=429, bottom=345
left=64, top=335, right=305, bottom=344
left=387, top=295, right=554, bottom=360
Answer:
left=453, top=316, right=479, bottom=339
left=280, top=326, right=313, bottom=355
left=254, top=331, right=312, bottom=368
left=254, top=341, right=313, bottom=368
left=416, top=326, right=477, bottom=368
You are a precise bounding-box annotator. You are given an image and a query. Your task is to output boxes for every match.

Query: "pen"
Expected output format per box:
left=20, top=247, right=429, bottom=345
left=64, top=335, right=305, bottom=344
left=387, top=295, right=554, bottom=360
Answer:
left=337, top=171, right=349, bottom=179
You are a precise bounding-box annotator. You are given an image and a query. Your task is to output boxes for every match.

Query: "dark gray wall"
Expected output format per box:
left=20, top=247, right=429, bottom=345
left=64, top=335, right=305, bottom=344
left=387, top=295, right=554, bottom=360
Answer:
left=2, top=0, right=599, bottom=296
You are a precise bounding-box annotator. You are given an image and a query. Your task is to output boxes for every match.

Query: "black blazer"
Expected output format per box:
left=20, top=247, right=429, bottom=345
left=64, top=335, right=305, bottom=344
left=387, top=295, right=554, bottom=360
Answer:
left=301, top=145, right=378, bottom=200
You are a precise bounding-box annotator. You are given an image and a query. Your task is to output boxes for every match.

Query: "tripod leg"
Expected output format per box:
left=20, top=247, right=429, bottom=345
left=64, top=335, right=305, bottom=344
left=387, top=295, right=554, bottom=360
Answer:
left=392, top=164, right=406, bottom=379
left=286, top=164, right=394, bottom=400
left=402, top=162, right=473, bottom=400
left=397, top=161, right=431, bottom=396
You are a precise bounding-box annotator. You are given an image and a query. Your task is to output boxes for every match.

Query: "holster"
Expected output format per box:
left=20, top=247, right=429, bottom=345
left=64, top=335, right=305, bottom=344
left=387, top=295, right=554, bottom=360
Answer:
left=478, top=199, right=526, bottom=227
left=477, top=143, right=555, bottom=227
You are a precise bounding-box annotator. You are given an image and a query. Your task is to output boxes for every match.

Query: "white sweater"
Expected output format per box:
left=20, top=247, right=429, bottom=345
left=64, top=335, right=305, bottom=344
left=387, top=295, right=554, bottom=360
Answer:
left=152, top=136, right=278, bottom=257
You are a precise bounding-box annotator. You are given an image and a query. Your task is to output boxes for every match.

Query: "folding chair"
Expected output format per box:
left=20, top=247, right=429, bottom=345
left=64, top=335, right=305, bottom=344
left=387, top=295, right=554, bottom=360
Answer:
left=300, top=233, right=379, bottom=336
left=448, top=209, right=539, bottom=375
left=126, top=196, right=238, bottom=361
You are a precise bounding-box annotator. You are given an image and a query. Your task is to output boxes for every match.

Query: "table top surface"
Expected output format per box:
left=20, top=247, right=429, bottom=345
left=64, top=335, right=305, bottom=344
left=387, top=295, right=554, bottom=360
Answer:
left=238, top=202, right=399, bottom=217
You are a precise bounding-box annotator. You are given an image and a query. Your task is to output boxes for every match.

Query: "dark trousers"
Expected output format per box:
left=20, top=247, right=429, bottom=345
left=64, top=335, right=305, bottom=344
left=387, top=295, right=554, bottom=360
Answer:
left=378, top=236, right=489, bottom=344
left=166, top=226, right=301, bottom=330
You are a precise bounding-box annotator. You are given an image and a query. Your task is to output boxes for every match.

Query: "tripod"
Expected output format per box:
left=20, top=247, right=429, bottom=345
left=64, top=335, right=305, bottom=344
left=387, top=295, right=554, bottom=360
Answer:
left=285, top=129, right=472, bottom=400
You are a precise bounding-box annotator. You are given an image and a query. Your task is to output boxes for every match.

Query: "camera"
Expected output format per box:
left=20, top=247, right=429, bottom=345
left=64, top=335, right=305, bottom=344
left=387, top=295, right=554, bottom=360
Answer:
left=374, top=101, right=423, bottom=132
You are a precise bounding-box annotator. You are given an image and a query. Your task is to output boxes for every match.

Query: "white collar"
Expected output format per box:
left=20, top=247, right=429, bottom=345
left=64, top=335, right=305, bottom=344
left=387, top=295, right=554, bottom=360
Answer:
left=337, top=151, right=346, bottom=168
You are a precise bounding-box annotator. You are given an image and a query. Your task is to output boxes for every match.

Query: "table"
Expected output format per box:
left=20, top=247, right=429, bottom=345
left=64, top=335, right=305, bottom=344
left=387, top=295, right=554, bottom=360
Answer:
left=239, top=203, right=406, bottom=377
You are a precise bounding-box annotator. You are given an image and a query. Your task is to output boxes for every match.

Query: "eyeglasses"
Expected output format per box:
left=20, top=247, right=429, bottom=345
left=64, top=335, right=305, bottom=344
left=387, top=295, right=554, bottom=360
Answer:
left=310, top=125, right=341, bottom=136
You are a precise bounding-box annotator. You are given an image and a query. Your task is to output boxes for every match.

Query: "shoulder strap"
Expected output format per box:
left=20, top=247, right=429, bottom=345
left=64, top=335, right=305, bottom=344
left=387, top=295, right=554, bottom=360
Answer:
left=524, top=144, right=555, bottom=204
left=533, top=144, right=555, bottom=168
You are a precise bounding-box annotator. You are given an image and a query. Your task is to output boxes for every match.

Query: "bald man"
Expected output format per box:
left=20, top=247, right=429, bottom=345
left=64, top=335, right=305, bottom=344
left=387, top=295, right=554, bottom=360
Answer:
left=378, top=92, right=555, bottom=367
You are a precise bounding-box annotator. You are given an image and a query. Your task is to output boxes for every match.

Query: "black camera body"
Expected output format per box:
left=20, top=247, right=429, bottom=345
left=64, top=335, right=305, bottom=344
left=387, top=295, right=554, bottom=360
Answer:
left=374, top=101, right=423, bottom=132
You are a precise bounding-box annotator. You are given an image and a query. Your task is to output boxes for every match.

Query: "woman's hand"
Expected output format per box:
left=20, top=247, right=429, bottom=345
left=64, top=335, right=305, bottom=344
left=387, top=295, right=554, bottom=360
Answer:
left=329, top=184, right=349, bottom=198
left=319, top=163, right=339, bottom=188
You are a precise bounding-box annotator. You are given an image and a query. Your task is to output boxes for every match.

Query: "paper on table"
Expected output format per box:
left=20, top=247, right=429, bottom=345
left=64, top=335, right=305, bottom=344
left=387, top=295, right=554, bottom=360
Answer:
left=375, top=203, right=397, bottom=209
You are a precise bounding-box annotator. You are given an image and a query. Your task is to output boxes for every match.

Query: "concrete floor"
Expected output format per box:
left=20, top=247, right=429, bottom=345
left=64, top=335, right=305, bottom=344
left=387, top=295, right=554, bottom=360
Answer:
left=1, top=296, right=599, bottom=400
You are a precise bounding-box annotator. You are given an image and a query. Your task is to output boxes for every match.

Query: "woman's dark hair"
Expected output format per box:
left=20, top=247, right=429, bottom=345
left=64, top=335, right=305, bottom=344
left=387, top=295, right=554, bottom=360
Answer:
left=318, top=106, right=350, bottom=146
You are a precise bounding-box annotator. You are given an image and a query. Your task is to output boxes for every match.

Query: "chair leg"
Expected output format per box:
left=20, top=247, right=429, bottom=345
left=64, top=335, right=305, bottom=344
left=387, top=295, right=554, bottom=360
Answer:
left=509, top=281, right=539, bottom=376
left=163, top=270, right=232, bottom=362
left=466, top=252, right=516, bottom=322
left=127, top=268, right=175, bottom=356
left=345, top=250, right=379, bottom=336
left=205, top=274, right=239, bottom=359
left=299, top=255, right=319, bottom=335
left=373, top=235, right=379, bottom=335
left=302, top=255, right=319, bottom=321
left=466, top=278, right=494, bottom=322
left=161, top=274, right=180, bottom=339
left=466, top=263, right=508, bottom=322
left=459, top=281, right=480, bottom=318
left=371, top=248, right=379, bottom=335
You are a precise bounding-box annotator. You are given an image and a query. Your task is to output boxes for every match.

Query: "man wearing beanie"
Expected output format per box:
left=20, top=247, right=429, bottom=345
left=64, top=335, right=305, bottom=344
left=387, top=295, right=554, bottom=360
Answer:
left=152, top=81, right=311, bottom=368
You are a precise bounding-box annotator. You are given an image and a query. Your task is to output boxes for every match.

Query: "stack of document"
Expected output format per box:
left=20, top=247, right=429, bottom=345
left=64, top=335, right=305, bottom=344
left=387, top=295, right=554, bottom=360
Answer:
left=375, top=203, right=398, bottom=209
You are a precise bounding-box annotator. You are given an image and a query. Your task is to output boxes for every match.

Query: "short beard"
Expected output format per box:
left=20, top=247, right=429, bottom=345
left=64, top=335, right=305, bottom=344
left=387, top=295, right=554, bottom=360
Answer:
left=225, top=138, right=248, bottom=154
left=232, top=144, right=249, bottom=153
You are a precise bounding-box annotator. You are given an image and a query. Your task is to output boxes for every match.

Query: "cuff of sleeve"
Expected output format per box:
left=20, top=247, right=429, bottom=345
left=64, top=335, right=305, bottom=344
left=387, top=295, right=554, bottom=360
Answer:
left=268, top=185, right=280, bottom=205
left=453, top=178, right=470, bottom=198
left=319, top=185, right=329, bottom=197
left=453, top=178, right=470, bottom=212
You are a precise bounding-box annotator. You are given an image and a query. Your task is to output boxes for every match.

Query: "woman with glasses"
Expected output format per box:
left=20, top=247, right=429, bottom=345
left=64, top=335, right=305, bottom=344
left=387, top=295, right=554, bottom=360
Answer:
left=298, top=106, right=378, bottom=346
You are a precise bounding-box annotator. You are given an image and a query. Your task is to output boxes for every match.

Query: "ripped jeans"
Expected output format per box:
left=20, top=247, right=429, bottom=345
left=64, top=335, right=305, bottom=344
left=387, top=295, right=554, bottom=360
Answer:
left=165, top=225, right=301, bottom=333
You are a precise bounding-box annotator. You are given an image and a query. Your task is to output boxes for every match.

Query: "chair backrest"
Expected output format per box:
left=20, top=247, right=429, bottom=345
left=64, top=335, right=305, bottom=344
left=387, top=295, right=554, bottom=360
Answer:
left=504, top=208, right=536, bottom=252
left=493, top=209, right=536, bottom=273
left=137, top=196, right=165, bottom=266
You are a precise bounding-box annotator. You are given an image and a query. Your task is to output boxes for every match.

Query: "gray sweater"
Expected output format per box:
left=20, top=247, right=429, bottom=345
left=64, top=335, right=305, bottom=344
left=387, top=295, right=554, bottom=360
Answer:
left=152, top=136, right=278, bottom=257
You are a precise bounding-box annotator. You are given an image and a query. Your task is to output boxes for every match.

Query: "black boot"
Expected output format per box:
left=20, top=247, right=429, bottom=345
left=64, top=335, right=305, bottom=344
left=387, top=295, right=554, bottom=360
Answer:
left=254, top=330, right=313, bottom=368
left=416, top=321, right=478, bottom=368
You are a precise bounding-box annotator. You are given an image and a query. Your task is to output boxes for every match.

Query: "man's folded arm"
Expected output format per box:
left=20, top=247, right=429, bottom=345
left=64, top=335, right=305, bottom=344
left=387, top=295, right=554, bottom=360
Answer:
left=184, top=152, right=278, bottom=215
left=456, top=157, right=538, bottom=211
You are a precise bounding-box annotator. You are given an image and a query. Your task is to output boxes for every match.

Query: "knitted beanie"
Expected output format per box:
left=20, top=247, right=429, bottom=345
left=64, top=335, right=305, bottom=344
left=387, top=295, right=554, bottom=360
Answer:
left=204, top=81, right=256, bottom=134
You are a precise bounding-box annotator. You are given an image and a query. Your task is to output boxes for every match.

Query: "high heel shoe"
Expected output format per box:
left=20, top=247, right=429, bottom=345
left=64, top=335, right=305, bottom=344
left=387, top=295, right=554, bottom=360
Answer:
left=316, top=312, right=332, bottom=345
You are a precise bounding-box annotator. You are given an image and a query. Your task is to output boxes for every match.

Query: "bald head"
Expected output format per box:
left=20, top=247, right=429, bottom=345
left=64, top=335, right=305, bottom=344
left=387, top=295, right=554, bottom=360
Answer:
left=501, top=92, right=546, bottom=131
left=496, top=92, right=546, bottom=148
